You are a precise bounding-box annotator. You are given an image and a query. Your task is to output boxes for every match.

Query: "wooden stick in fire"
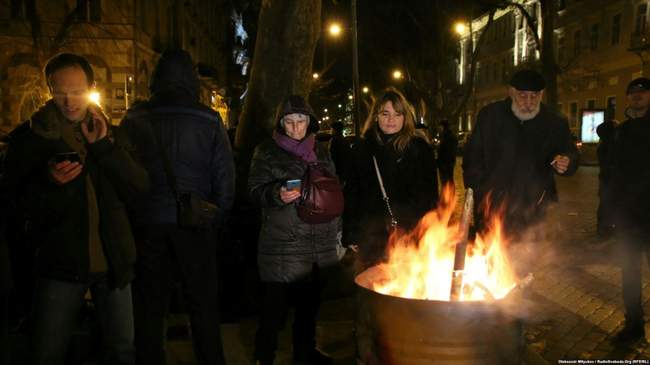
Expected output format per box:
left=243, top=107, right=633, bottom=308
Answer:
left=450, top=187, right=474, bottom=301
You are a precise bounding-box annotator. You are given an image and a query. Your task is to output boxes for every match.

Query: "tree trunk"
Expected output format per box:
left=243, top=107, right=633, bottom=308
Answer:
left=235, top=0, right=321, bottom=154
left=540, top=0, right=559, bottom=111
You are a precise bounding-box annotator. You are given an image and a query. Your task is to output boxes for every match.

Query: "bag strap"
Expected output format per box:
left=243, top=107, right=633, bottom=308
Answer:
left=372, top=155, right=398, bottom=227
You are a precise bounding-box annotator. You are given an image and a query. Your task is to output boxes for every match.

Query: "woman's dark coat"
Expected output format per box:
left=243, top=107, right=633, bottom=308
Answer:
left=248, top=139, right=340, bottom=283
left=343, top=134, right=438, bottom=265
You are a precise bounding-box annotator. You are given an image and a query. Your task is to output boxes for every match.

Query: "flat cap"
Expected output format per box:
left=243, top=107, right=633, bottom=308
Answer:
left=626, top=77, right=650, bottom=94
left=510, top=69, right=546, bottom=91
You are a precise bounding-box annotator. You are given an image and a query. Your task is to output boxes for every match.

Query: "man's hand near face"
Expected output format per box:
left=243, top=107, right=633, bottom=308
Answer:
left=49, top=160, right=82, bottom=185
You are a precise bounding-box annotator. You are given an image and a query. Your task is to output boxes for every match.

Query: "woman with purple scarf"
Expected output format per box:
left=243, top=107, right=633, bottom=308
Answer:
left=248, top=95, right=338, bottom=365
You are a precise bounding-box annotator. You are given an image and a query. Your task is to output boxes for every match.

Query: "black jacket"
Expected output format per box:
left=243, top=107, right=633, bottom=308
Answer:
left=1, top=102, right=149, bottom=288
left=343, top=134, right=438, bottom=263
left=612, top=113, right=650, bottom=233
left=248, top=138, right=339, bottom=283
left=437, top=128, right=458, bottom=169
left=122, top=50, right=235, bottom=228
left=122, top=103, right=235, bottom=227
left=463, top=98, right=578, bottom=230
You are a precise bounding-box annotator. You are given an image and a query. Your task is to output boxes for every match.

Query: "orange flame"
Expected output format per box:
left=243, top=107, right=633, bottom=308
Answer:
left=370, top=185, right=518, bottom=301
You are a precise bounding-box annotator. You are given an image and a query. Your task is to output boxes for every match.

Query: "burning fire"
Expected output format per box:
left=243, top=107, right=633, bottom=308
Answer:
left=370, top=186, right=518, bottom=301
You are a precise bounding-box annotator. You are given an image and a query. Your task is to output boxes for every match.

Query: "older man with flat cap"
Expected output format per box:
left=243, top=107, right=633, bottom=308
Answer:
left=463, top=69, right=579, bottom=238
left=609, top=77, right=650, bottom=344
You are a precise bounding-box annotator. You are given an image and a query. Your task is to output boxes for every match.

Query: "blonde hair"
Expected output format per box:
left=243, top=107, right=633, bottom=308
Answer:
left=362, top=87, right=418, bottom=153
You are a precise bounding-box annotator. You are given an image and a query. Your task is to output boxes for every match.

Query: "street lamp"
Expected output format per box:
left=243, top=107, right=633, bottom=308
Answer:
left=313, top=72, right=320, bottom=79
left=89, top=90, right=101, bottom=106
left=392, top=69, right=403, bottom=80
left=328, top=22, right=342, bottom=37
left=362, top=86, right=369, bottom=94
left=454, top=22, right=467, bottom=36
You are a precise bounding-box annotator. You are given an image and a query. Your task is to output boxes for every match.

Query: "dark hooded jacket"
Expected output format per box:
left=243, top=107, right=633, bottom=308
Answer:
left=463, top=98, right=578, bottom=234
left=248, top=96, right=339, bottom=283
left=122, top=49, right=235, bottom=227
left=1, top=102, right=149, bottom=288
left=612, top=111, right=650, bottom=234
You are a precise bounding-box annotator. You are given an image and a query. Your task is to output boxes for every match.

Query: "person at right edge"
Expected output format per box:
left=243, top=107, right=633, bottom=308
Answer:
left=610, top=77, right=650, bottom=344
left=122, top=49, right=235, bottom=364
left=463, top=69, right=578, bottom=239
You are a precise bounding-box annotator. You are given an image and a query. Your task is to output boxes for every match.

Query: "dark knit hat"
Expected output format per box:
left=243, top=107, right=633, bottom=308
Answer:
left=626, top=77, right=650, bottom=94
left=275, top=95, right=319, bottom=134
left=510, top=69, right=546, bottom=91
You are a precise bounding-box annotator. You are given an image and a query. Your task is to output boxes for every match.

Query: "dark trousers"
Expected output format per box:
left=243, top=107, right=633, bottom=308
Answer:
left=133, top=225, right=225, bottom=365
left=30, top=273, right=134, bottom=365
left=438, top=165, right=455, bottom=189
left=254, top=266, right=323, bottom=364
left=621, top=234, right=650, bottom=328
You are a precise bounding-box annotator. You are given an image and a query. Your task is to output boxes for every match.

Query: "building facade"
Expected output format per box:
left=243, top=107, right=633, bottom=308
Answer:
left=458, top=0, right=650, bottom=135
left=0, top=0, right=231, bottom=132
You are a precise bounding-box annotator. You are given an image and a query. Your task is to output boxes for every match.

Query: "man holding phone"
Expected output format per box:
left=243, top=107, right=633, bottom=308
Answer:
left=1, top=53, right=148, bottom=364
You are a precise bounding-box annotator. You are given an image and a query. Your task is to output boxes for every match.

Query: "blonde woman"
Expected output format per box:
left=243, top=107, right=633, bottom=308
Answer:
left=342, top=87, right=438, bottom=268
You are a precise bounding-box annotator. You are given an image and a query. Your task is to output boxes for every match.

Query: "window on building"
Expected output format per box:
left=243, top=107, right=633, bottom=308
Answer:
left=590, top=24, right=599, bottom=50
left=587, top=99, right=596, bottom=109
left=606, top=96, right=616, bottom=119
left=11, top=0, right=25, bottom=19
left=574, top=30, right=581, bottom=56
left=612, top=14, right=621, bottom=45
left=636, top=3, right=647, bottom=35
left=76, top=0, right=101, bottom=22
left=570, top=102, right=578, bottom=129
left=557, top=0, right=566, bottom=11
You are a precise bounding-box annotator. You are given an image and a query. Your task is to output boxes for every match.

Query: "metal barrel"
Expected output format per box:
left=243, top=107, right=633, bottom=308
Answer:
left=355, top=268, right=523, bottom=365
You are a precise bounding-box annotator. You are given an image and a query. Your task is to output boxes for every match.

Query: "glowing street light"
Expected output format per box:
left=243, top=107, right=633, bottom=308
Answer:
left=89, top=90, right=101, bottom=105
left=454, top=22, right=467, bottom=36
left=392, top=70, right=403, bottom=80
left=338, top=104, right=343, bottom=109
left=348, top=95, right=353, bottom=100
left=324, top=108, right=328, bottom=113
left=313, top=72, right=320, bottom=79
left=362, top=86, right=369, bottom=94
left=328, top=22, right=342, bottom=37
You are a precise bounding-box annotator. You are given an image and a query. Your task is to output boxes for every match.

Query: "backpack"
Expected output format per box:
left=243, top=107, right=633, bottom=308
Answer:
left=296, top=162, right=344, bottom=224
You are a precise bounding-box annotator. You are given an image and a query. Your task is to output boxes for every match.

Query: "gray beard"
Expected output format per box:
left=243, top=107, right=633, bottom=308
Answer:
left=511, top=103, right=540, bottom=121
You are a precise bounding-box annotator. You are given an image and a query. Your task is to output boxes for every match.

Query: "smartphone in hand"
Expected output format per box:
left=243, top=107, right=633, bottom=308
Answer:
left=54, top=151, right=81, bottom=163
left=285, top=179, right=301, bottom=192
left=85, top=118, right=95, bottom=133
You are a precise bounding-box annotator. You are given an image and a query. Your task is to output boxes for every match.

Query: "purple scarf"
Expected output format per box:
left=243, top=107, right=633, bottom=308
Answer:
left=273, top=131, right=317, bottom=162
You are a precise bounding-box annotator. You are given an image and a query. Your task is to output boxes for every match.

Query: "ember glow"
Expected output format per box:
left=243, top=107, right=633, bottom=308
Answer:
left=370, top=186, right=518, bottom=301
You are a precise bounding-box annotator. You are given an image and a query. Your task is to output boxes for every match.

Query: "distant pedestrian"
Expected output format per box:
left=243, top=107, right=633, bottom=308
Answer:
left=121, top=49, right=235, bottom=365
left=248, top=95, right=339, bottom=365
left=437, top=119, right=458, bottom=189
left=463, top=69, right=579, bottom=238
left=611, top=77, right=650, bottom=344
left=2, top=52, right=147, bottom=365
left=343, top=87, right=438, bottom=268
left=329, top=121, right=350, bottom=180
left=596, top=117, right=617, bottom=239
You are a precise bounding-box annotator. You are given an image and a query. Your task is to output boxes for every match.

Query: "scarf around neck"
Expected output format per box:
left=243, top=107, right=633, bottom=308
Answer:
left=272, top=130, right=317, bottom=163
